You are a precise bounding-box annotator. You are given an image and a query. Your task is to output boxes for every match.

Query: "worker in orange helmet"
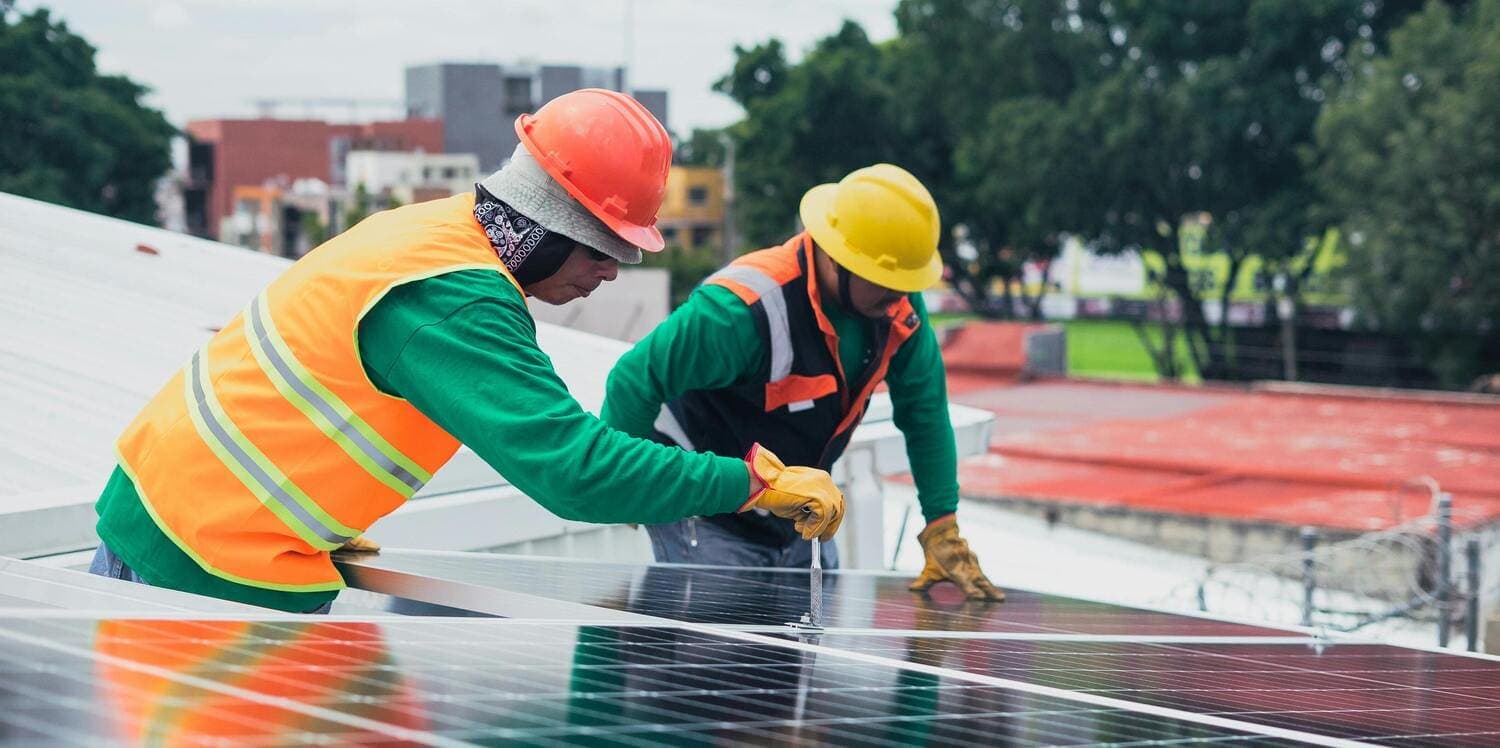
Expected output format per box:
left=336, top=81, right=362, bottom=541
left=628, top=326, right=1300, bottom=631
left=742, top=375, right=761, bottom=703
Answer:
left=88, top=90, right=844, bottom=613
left=603, top=164, right=1002, bottom=601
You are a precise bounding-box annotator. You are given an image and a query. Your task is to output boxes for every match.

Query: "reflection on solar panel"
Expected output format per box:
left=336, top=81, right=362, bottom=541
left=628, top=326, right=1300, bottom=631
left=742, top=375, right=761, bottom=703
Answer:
left=4, top=552, right=1497, bottom=745
left=793, top=635, right=1500, bottom=744
left=326, top=550, right=1500, bottom=745
left=0, top=617, right=1292, bottom=746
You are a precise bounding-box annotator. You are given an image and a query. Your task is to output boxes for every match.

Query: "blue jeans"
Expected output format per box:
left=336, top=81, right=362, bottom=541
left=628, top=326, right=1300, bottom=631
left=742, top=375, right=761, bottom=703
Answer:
left=88, top=542, right=148, bottom=583
left=646, top=518, right=839, bottom=569
left=88, top=543, right=333, bottom=614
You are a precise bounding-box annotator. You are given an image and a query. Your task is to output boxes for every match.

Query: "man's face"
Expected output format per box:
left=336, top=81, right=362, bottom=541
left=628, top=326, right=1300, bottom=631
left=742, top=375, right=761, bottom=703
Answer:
left=843, top=272, right=905, bottom=319
left=524, top=244, right=620, bottom=304
left=814, top=246, right=903, bottom=319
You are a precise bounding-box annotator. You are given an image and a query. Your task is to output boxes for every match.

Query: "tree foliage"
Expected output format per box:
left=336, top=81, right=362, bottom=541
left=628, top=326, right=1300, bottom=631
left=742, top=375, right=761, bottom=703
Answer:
left=890, top=0, right=1113, bottom=319
left=0, top=7, right=175, bottom=224
left=673, top=127, right=727, bottom=168
left=714, top=23, right=911, bottom=247
left=712, top=0, right=1484, bottom=382
left=1314, top=0, right=1500, bottom=385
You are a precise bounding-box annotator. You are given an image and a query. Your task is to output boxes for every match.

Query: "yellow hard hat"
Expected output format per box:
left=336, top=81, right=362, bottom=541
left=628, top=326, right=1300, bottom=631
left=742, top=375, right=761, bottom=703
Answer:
left=798, top=164, right=942, bottom=293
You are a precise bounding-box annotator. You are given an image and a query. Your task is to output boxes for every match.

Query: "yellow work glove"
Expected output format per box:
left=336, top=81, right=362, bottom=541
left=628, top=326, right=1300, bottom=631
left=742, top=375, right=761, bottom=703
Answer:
left=909, top=515, right=1005, bottom=601
left=740, top=444, right=845, bottom=542
left=337, top=535, right=381, bottom=553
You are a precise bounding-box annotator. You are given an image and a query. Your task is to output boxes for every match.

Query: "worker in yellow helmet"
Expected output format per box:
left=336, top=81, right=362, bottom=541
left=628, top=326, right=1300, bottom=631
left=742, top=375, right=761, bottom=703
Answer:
left=603, top=164, right=1002, bottom=600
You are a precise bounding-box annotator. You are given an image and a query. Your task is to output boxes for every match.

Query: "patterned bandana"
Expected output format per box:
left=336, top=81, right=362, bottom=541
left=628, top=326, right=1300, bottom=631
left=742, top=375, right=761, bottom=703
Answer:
left=473, top=184, right=576, bottom=285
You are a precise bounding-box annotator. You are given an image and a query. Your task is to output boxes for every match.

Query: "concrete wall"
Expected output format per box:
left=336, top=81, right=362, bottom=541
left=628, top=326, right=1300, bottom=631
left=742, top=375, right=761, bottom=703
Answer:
left=528, top=267, right=670, bottom=343
left=411, top=62, right=637, bottom=176
left=406, top=64, right=508, bottom=173
left=633, top=89, right=669, bottom=132
left=346, top=151, right=480, bottom=199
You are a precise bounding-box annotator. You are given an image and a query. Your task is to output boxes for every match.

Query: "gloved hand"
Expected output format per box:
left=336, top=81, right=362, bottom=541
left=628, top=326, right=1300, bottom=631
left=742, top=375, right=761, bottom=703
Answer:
left=338, top=535, right=381, bottom=553
left=909, top=515, right=1004, bottom=601
left=740, top=444, right=844, bottom=541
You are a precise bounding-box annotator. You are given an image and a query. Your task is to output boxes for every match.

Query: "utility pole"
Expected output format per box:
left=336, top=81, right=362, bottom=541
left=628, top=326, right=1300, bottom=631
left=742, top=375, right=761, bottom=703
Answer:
left=719, top=133, right=737, bottom=265
left=1275, top=273, right=1299, bottom=381
left=621, top=0, right=635, bottom=93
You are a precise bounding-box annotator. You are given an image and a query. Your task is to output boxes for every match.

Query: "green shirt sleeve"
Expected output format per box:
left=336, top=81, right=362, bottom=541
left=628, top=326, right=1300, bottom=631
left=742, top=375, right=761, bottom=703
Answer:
left=887, top=294, right=960, bottom=523
left=601, top=284, right=766, bottom=438
left=357, top=270, right=749, bottom=524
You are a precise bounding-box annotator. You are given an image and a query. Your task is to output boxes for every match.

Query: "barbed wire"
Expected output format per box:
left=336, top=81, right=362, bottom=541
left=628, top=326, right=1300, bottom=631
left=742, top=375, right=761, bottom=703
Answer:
left=1163, top=479, right=1499, bottom=642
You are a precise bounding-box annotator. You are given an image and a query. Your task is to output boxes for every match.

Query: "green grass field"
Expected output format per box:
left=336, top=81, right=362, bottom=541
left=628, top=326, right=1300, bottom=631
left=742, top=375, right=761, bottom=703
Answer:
left=931, top=313, right=1200, bottom=383
left=1063, top=319, right=1200, bottom=383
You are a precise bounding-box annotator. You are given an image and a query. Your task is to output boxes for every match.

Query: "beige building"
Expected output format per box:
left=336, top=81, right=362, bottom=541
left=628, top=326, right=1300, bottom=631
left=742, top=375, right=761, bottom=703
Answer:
left=657, top=166, right=724, bottom=251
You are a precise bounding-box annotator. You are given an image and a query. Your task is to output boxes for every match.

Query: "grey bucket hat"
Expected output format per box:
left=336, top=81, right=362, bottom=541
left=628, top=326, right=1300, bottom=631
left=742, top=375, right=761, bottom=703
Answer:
left=479, top=144, right=644, bottom=265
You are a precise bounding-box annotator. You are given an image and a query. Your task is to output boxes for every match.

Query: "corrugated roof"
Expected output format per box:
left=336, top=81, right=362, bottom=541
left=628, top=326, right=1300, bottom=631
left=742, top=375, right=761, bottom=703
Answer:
left=0, top=192, right=653, bottom=501
left=1, top=192, right=288, bottom=500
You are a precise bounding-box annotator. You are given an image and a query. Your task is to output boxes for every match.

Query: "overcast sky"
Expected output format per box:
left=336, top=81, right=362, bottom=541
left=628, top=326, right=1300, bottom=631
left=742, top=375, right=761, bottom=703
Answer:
left=31, top=0, right=899, bottom=134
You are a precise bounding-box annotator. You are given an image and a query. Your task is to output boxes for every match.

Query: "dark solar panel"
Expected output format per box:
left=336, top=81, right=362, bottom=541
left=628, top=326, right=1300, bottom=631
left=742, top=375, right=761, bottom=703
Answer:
left=337, top=550, right=1300, bottom=637
left=0, top=616, right=1296, bottom=746
left=799, top=634, right=1500, bottom=745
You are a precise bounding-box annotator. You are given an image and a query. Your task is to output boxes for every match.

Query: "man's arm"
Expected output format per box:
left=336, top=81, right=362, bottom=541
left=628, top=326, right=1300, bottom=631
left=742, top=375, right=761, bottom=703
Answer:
left=601, top=284, right=766, bottom=438
left=887, top=295, right=1004, bottom=601
left=886, top=294, right=960, bottom=524
left=359, top=271, right=749, bottom=524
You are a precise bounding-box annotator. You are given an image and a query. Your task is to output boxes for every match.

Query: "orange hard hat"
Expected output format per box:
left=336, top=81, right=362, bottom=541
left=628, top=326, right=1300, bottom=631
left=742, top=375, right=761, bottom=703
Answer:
left=515, top=89, right=671, bottom=252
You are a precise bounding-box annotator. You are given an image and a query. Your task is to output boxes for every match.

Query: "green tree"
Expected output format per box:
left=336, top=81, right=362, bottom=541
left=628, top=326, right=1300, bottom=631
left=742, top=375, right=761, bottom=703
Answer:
left=1002, top=0, right=1435, bottom=379
left=343, top=182, right=373, bottom=230
left=892, top=0, right=1114, bottom=319
left=0, top=7, right=175, bottom=224
left=1314, top=0, right=1500, bottom=385
left=673, top=128, right=727, bottom=168
left=715, top=22, right=909, bottom=248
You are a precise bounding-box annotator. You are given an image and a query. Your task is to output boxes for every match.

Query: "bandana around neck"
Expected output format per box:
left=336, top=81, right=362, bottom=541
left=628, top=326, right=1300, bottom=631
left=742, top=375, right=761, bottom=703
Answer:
left=473, top=184, right=576, bottom=286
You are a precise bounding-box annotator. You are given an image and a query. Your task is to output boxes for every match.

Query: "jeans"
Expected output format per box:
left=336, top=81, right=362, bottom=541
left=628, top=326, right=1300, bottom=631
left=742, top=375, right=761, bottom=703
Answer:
left=646, top=518, right=839, bottom=569
left=87, top=543, right=333, bottom=614
left=88, top=542, right=148, bottom=583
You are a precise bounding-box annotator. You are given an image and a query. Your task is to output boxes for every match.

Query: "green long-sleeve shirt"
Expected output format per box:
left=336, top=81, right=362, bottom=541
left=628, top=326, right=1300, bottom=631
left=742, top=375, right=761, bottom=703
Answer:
left=601, top=283, right=960, bottom=525
left=95, top=269, right=749, bottom=612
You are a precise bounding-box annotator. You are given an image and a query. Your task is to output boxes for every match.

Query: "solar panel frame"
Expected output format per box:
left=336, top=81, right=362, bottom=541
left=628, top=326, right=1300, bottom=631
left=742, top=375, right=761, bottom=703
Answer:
left=335, top=550, right=1308, bottom=638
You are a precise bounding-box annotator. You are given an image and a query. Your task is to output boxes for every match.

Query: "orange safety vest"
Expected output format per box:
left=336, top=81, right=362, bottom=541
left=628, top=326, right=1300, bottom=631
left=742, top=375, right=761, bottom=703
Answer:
left=96, top=619, right=423, bottom=743
left=649, top=233, right=920, bottom=547
left=116, top=193, right=521, bottom=592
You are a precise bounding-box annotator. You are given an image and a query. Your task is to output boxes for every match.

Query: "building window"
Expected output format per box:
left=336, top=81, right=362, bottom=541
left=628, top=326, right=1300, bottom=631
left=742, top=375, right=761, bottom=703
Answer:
left=505, top=77, right=534, bottom=115
left=442, top=166, right=458, bottom=179
left=661, top=227, right=679, bottom=243
left=687, top=186, right=710, bottom=206
left=691, top=226, right=716, bottom=247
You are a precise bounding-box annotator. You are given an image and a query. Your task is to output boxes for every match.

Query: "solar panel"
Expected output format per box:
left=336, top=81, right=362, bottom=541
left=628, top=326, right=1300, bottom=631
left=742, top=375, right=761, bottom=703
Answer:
left=337, top=550, right=1302, bottom=637
left=328, top=550, right=1500, bottom=745
left=0, top=615, right=1299, bottom=746
left=789, top=634, right=1500, bottom=744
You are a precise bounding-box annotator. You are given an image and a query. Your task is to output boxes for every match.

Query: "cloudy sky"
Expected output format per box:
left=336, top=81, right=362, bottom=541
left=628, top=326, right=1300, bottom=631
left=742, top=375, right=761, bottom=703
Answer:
left=31, top=0, right=899, bottom=133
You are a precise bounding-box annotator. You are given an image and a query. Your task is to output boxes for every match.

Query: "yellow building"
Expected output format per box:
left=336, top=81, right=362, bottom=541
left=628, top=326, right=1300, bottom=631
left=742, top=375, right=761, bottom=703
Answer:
left=657, top=166, right=724, bottom=250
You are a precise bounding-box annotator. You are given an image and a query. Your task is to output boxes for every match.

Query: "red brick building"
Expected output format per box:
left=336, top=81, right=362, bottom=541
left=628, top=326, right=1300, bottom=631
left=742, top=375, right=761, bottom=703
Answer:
left=183, top=118, right=442, bottom=239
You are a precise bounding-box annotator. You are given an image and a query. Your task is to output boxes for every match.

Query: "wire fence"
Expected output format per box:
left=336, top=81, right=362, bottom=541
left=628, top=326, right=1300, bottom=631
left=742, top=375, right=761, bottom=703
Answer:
left=1168, top=479, right=1500, bottom=651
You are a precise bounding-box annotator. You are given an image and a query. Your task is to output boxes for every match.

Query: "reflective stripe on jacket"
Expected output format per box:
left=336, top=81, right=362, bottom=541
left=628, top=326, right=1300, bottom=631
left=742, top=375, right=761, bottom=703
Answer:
left=116, top=193, right=521, bottom=591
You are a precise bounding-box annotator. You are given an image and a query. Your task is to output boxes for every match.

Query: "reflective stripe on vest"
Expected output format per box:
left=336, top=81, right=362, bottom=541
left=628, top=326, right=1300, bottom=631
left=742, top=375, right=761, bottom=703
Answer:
left=185, top=347, right=358, bottom=550
left=245, top=291, right=431, bottom=497
left=117, top=193, right=516, bottom=591
left=709, top=265, right=793, bottom=381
